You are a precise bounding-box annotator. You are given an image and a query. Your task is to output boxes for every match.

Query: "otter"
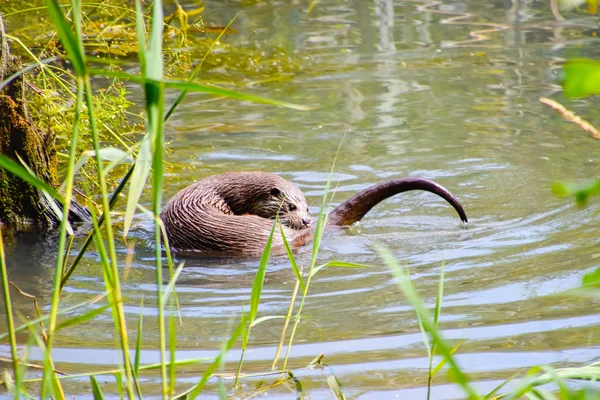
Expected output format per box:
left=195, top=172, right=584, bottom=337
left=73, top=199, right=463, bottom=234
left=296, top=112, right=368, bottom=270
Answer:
left=160, top=172, right=468, bottom=257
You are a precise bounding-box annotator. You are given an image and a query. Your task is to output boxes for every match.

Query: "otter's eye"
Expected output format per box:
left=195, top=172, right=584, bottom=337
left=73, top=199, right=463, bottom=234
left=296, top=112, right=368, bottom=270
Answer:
left=288, top=204, right=297, bottom=211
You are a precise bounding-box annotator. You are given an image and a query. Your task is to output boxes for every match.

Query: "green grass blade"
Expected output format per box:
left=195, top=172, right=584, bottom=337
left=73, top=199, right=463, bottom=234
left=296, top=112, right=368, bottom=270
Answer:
left=236, top=220, right=276, bottom=385
left=136, top=1, right=168, bottom=398
left=483, top=368, right=525, bottom=399
left=131, top=298, right=145, bottom=400
left=60, top=165, right=134, bottom=290
left=272, top=277, right=299, bottom=370
left=55, top=304, right=111, bottom=332
left=310, top=260, right=367, bottom=278
left=505, top=366, right=600, bottom=399
left=123, top=134, right=152, bottom=237
left=0, top=228, right=20, bottom=387
left=309, top=134, right=345, bottom=272
left=376, top=246, right=480, bottom=400
left=249, top=221, right=276, bottom=323
left=41, top=189, right=73, bottom=236
left=169, top=297, right=177, bottom=396
left=434, top=262, right=445, bottom=326
left=0, top=155, right=64, bottom=202
left=123, top=0, right=161, bottom=238
left=90, top=375, right=105, bottom=400
left=427, top=262, right=446, bottom=400
left=327, top=375, right=346, bottom=400
left=0, top=55, right=59, bottom=92
left=161, top=262, right=185, bottom=307
left=87, top=68, right=312, bottom=110
left=44, top=0, right=85, bottom=76
left=162, top=79, right=312, bottom=110
left=240, top=304, right=247, bottom=348
left=181, top=320, right=246, bottom=400
left=159, top=219, right=182, bottom=324
left=539, top=366, right=571, bottom=399
left=134, top=297, right=144, bottom=375
left=25, top=318, right=64, bottom=399
left=62, top=148, right=132, bottom=192
left=41, top=58, right=88, bottom=400
left=431, top=341, right=462, bottom=376
left=250, top=315, right=287, bottom=328
left=114, top=370, right=123, bottom=399
left=526, top=388, right=555, bottom=400
left=280, top=224, right=305, bottom=293
left=13, top=153, right=72, bottom=235
left=281, top=137, right=345, bottom=371
left=146, top=0, right=163, bottom=80
left=83, top=74, right=136, bottom=397
left=134, top=0, right=147, bottom=68
left=0, top=293, right=108, bottom=341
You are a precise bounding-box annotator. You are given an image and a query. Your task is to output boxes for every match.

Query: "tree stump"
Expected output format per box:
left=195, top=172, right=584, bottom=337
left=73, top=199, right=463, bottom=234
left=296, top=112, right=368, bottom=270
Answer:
left=0, top=13, right=90, bottom=228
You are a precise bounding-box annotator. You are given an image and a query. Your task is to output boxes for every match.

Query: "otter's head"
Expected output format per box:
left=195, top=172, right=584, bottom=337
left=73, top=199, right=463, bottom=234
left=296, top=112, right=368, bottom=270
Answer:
left=269, top=186, right=312, bottom=229
left=247, top=183, right=311, bottom=230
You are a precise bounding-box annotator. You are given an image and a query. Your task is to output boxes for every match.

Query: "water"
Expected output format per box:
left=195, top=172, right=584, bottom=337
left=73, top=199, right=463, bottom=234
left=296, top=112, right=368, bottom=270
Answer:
left=2, top=0, right=600, bottom=398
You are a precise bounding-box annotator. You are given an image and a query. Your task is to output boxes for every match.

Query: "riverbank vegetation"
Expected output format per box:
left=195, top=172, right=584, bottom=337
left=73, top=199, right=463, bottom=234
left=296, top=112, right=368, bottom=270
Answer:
left=1, top=0, right=600, bottom=399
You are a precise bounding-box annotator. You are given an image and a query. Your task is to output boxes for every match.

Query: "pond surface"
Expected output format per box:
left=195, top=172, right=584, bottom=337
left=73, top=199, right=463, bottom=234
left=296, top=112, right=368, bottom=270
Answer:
left=2, top=0, right=600, bottom=398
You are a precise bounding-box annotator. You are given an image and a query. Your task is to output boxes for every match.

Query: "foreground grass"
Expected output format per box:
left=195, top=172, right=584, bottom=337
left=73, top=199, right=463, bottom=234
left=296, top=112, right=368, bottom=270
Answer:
left=377, top=247, right=600, bottom=400
left=0, top=0, right=345, bottom=398
left=1, top=1, right=600, bottom=399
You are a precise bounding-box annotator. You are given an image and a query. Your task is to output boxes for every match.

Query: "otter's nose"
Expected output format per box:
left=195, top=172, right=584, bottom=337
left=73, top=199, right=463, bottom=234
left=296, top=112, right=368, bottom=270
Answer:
left=302, top=218, right=311, bottom=227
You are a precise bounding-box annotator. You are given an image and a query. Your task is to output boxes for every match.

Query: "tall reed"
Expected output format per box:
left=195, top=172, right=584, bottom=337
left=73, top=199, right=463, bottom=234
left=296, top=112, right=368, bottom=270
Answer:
left=0, top=0, right=307, bottom=398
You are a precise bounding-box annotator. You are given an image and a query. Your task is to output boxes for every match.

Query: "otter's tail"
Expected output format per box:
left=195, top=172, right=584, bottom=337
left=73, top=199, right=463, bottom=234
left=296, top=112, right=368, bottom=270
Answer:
left=327, top=178, right=468, bottom=227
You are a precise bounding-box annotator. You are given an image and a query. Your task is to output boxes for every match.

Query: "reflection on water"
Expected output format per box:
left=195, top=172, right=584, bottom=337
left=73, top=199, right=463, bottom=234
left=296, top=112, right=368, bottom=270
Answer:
left=2, top=0, right=600, bottom=398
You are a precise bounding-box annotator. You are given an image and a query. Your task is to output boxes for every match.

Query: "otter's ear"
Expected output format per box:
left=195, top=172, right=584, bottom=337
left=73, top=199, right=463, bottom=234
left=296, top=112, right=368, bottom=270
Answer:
left=270, top=188, right=281, bottom=197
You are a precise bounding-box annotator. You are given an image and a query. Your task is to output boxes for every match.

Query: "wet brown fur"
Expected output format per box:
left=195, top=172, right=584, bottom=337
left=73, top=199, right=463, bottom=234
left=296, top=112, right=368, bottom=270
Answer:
left=160, top=172, right=468, bottom=257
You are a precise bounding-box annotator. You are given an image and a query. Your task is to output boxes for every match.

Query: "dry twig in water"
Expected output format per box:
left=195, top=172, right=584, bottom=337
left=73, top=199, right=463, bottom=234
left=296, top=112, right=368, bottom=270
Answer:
left=539, top=97, right=600, bottom=139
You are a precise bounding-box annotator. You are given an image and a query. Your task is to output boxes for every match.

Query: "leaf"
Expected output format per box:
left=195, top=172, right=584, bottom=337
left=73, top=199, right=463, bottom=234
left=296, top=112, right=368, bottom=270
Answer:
left=0, top=155, right=64, bottom=203
left=162, top=262, right=185, bottom=307
left=376, top=246, right=479, bottom=400
left=483, top=368, right=526, bottom=399
left=146, top=0, right=164, bottom=81
left=90, top=375, right=105, bottom=400
left=87, top=68, right=312, bottom=111
left=134, top=0, right=147, bottom=68
left=134, top=297, right=144, bottom=375
left=249, top=221, right=276, bottom=323
left=180, top=320, right=246, bottom=400
left=327, top=375, right=346, bottom=400
left=563, top=59, right=600, bottom=98
left=250, top=315, right=287, bottom=328
left=0, top=56, right=59, bottom=93
left=431, top=341, right=462, bottom=376
left=310, top=260, right=367, bottom=278
left=552, top=179, right=600, bottom=205
left=306, top=353, right=324, bottom=368
left=123, top=134, right=153, bottom=237
left=114, top=370, right=123, bottom=398
left=44, top=0, right=85, bottom=76
left=40, top=187, right=73, bottom=236
left=7, top=154, right=74, bottom=236
left=280, top=224, right=305, bottom=293
left=434, top=262, right=445, bottom=327
left=62, top=148, right=132, bottom=191
left=582, top=267, right=600, bottom=286
left=55, top=304, right=111, bottom=331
